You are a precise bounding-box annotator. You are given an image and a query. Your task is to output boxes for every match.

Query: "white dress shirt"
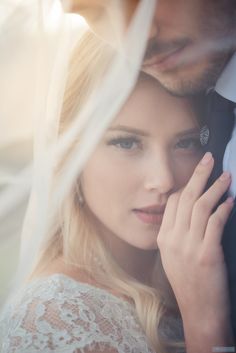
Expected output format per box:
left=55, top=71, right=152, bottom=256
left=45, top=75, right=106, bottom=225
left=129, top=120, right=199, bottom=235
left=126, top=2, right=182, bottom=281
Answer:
left=215, top=53, right=236, bottom=198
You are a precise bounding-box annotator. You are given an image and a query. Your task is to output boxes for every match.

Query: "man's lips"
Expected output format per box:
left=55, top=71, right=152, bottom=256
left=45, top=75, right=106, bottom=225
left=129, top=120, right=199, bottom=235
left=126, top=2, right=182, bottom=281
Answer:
left=133, top=205, right=166, bottom=225
left=143, top=43, right=190, bottom=71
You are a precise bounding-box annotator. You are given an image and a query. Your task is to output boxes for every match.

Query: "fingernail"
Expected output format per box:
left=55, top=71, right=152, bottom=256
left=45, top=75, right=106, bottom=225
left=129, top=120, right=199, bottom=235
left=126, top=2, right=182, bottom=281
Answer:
left=200, top=152, right=212, bottom=165
left=225, top=196, right=234, bottom=205
left=219, top=171, right=231, bottom=181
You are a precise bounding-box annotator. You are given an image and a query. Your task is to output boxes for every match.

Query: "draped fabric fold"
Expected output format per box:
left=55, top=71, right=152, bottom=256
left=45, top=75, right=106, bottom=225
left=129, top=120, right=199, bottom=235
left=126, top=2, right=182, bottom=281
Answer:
left=0, top=0, right=155, bottom=309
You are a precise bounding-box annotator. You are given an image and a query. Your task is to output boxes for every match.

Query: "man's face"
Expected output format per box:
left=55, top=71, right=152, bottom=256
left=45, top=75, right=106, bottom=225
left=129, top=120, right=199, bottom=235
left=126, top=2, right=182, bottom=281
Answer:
left=142, top=0, right=236, bottom=95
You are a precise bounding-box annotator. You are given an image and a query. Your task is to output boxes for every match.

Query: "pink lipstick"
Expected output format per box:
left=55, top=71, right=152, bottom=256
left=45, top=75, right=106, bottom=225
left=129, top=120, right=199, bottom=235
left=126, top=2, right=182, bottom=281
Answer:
left=133, top=205, right=165, bottom=225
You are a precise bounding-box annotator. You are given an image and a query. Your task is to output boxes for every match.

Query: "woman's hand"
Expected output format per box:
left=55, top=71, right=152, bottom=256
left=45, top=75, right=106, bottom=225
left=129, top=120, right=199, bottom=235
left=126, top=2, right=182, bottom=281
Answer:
left=157, top=152, right=235, bottom=353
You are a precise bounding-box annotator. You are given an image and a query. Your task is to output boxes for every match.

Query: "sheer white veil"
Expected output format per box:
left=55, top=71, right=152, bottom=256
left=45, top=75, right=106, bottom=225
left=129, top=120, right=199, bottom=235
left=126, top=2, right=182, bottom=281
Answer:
left=0, top=0, right=156, bottom=309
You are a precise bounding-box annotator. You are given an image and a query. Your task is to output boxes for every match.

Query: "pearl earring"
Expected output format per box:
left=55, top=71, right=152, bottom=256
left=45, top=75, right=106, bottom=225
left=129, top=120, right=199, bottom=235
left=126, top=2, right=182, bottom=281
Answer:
left=76, top=182, right=84, bottom=207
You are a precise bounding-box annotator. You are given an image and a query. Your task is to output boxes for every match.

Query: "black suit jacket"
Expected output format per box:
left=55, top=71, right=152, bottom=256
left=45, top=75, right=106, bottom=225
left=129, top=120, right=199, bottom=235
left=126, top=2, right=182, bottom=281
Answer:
left=203, top=90, right=236, bottom=338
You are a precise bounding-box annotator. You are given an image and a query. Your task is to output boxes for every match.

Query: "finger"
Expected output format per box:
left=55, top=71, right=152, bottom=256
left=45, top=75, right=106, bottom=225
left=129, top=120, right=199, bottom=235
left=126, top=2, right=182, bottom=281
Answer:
left=204, top=197, right=234, bottom=248
left=190, top=172, right=232, bottom=239
left=158, top=191, right=181, bottom=236
left=175, top=152, right=214, bottom=229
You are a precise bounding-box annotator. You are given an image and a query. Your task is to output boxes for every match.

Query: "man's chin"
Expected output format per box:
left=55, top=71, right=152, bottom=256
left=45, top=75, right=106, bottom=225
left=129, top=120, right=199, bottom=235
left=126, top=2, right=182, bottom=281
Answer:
left=143, top=68, right=217, bottom=96
left=155, top=76, right=211, bottom=97
left=142, top=56, right=228, bottom=96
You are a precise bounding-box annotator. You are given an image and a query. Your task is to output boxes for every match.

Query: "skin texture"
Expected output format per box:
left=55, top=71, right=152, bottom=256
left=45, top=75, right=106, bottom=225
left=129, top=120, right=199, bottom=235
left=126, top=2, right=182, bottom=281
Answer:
left=67, top=0, right=236, bottom=95
left=157, top=154, right=234, bottom=351
left=81, top=75, right=203, bottom=277
left=142, top=0, right=236, bottom=95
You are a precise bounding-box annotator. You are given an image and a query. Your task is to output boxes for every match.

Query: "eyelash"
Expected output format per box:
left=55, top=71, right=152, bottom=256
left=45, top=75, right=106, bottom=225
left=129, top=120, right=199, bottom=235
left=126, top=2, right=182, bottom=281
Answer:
left=106, top=135, right=202, bottom=153
left=107, top=135, right=142, bottom=150
left=175, top=136, right=202, bottom=150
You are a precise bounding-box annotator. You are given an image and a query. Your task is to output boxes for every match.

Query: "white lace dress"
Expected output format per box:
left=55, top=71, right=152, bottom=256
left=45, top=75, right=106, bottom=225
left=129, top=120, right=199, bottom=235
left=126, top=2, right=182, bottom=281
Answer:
left=0, top=274, right=183, bottom=353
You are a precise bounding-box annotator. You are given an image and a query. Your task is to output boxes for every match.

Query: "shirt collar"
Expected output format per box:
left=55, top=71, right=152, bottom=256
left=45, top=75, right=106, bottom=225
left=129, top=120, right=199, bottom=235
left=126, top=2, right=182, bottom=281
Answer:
left=215, top=52, right=236, bottom=103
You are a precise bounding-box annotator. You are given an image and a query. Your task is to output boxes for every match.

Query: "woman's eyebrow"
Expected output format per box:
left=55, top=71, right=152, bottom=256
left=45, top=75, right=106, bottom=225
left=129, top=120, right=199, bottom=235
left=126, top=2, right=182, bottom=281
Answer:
left=175, top=127, right=200, bottom=138
left=107, top=125, right=149, bottom=136
left=108, top=126, right=200, bottom=137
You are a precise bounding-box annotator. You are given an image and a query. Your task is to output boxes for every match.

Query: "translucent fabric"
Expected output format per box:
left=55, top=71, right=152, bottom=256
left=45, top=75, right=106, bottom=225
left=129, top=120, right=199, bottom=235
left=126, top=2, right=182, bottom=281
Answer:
left=0, top=0, right=155, bottom=306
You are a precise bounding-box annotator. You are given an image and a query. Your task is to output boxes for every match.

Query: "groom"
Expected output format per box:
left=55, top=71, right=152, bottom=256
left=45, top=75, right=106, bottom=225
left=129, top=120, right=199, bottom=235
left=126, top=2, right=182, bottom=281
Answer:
left=69, top=0, right=236, bottom=338
left=136, top=2, right=236, bottom=342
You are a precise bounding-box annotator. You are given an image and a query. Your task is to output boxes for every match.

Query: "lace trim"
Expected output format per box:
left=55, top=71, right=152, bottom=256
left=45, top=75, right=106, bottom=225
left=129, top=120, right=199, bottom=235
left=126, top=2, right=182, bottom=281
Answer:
left=0, top=274, right=155, bottom=353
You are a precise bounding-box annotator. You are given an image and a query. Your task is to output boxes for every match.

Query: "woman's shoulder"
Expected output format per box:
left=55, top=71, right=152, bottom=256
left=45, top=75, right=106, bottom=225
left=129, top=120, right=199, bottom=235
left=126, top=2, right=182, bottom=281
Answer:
left=1, top=272, right=133, bottom=318
left=1, top=273, right=97, bottom=312
left=0, top=273, right=151, bottom=353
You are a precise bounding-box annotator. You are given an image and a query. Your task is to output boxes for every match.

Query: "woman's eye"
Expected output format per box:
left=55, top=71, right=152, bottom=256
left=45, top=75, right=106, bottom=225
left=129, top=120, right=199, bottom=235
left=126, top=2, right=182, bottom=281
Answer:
left=108, top=137, right=141, bottom=150
left=176, top=137, right=202, bottom=151
left=118, top=139, right=137, bottom=149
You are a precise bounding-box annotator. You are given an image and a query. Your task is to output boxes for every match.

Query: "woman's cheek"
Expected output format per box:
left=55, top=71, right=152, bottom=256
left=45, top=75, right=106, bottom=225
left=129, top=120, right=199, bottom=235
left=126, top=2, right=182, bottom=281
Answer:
left=174, top=153, right=202, bottom=186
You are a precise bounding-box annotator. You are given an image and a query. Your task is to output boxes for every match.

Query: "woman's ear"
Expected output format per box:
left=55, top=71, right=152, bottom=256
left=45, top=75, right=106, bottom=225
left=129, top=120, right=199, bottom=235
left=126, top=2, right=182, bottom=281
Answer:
left=75, top=179, right=85, bottom=207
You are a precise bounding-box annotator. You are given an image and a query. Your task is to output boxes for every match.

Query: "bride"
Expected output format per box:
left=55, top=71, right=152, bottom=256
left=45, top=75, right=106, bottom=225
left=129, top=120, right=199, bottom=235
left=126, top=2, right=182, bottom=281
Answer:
left=0, top=1, right=234, bottom=352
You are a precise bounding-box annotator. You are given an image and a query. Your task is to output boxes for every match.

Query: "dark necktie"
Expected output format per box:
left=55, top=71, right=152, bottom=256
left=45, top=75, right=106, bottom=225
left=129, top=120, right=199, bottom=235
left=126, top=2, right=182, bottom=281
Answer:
left=205, top=90, right=235, bottom=186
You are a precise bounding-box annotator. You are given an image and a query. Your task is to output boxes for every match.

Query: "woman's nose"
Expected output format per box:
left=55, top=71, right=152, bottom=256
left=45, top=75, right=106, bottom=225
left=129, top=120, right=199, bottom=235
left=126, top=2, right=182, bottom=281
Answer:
left=144, top=156, right=175, bottom=195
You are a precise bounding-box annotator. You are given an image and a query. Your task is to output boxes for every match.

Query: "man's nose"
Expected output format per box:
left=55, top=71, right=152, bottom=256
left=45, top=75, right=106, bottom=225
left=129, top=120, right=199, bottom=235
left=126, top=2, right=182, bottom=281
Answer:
left=144, top=155, right=175, bottom=195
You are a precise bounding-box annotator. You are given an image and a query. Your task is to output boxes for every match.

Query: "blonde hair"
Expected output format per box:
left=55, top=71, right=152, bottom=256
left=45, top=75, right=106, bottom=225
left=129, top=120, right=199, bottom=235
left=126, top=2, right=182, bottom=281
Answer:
left=31, top=30, right=185, bottom=353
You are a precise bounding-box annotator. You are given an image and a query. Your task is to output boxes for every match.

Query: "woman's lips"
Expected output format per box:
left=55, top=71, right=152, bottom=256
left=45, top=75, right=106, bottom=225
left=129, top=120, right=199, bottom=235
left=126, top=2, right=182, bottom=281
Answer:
left=133, top=205, right=165, bottom=225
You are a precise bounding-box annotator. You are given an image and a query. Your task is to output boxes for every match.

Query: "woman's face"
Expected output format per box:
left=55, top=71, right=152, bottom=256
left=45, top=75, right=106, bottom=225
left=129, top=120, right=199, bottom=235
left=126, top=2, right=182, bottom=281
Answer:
left=81, top=76, right=203, bottom=251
